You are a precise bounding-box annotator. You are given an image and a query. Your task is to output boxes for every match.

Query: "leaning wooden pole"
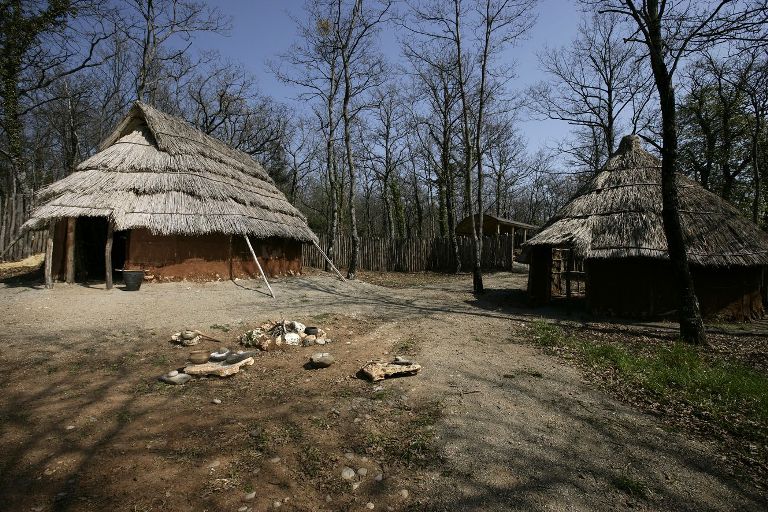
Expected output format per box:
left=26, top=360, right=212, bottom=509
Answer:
left=105, top=220, right=114, bottom=290
left=244, top=235, right=275, bottom=298
left=44, top=221, right=54, bottom=289
left=312, top=239, right=345, bottom=281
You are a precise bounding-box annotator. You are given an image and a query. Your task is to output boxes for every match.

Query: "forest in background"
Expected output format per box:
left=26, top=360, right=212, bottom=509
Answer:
left=2, top=0, right=768, bottom=263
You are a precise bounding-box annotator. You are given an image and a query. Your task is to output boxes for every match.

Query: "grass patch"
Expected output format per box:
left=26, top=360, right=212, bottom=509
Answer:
left=613, top=472, right=648, bottom=498
left=392, top=336, right=419, bottom=356
left=529, top=320, right=768, bottom=441
left=358, top=400, right=442, bottom=467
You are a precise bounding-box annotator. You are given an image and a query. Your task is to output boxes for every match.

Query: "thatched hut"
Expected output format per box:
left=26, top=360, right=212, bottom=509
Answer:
left=521, top=134, right=768, bottom=320
left=24, top=102, right=318, bottom=286
left=456, top=213, right=538, bottom=248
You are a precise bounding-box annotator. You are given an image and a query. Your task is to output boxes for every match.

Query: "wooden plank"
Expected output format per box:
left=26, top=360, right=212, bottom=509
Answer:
left=105, top=221, right=114, bottom=290
left=44, top=221, right=54, bottom=289
left=65, top=217, right=76, bottom=283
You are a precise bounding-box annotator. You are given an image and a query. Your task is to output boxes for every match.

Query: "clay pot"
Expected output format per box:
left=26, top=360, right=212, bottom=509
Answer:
left=188, top=350, right=210, bottom=364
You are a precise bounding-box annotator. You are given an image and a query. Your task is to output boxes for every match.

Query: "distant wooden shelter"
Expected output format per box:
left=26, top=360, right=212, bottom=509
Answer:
left=23, top=102, right=318, bottom=287
left=456, top=213, right=538, bottom=250
left=521, top=135, right=768, bottom=320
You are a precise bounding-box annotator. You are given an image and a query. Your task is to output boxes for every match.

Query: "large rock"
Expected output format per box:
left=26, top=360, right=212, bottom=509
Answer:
left=309, top=352, right=334, bottom=368
left=360, top=361, right=421, bottom=382
left=283, top=332, right=301, bottom=346
left=184, top=357, right=254, bottom=377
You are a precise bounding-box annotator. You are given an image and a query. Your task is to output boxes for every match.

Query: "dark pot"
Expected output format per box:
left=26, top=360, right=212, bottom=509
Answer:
left=123, top=270, right=145, bottom=291
left=304, top=326, right=319, bottom=336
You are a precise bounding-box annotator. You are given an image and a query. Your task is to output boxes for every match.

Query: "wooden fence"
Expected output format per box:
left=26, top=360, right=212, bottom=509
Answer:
left=0, top=194, right=45, bottom=262
left=303, top=234, right=518, bottom=273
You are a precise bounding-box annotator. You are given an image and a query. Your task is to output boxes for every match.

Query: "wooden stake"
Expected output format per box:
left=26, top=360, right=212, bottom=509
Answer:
left=105, top=220, right=114, bottom=290
left=244, top=235, right=275, bottom=298
left=44, top=221, right=54, bottom=289
left=65, top=217, right=76, bottom=284
left=313, top=239, right=345, bottom=281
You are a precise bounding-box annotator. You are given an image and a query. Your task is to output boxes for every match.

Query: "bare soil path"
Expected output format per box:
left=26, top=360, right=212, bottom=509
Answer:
left=0, top=271, right=764, bottom=511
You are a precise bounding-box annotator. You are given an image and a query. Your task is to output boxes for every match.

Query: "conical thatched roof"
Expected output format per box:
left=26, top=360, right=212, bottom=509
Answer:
left=23, top=102, right=318, bottom=243
left=522, top=134, right=768, bottom=267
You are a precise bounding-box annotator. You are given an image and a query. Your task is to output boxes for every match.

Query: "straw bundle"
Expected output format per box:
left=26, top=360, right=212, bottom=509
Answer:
left=523, top=135, right=768, bottom=267
left=23, top=102, right=318, bottom=243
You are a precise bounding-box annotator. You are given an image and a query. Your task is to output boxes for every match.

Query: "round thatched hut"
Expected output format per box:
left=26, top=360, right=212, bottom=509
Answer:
left=23, top=102, right=318, bottom=285
left=521, top=134, right=768, bottom=320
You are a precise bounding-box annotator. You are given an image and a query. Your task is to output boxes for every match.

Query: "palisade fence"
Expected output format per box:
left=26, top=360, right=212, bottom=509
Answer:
left=303, top=233, right=519, bottom=273
left=0, top=194, right=45, bottom=262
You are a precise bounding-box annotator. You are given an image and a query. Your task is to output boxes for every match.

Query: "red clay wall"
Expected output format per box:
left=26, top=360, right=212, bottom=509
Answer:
left=585, top=258, right=764, bottom=321
left=125, top=229, right=302, bottom=280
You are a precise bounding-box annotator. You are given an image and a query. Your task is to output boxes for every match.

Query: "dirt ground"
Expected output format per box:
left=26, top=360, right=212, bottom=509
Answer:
left=0, top=269, right=765, bottom=511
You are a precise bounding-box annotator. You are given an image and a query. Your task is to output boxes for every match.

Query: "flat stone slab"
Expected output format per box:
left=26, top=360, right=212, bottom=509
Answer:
left=360, top=361, right=421, bottom=381
left=184, top=357, right=254, bottom=377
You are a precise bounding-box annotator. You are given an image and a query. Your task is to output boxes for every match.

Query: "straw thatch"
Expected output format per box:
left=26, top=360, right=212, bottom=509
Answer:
left=23, top=102, right=318, bottom=243
left=523, top=134, right=768, bottom=267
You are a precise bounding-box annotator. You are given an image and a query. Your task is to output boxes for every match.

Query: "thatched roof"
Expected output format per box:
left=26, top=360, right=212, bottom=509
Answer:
left=522, top=134, right=768, bottom=267
left=23, top=102, right=318, bottom=243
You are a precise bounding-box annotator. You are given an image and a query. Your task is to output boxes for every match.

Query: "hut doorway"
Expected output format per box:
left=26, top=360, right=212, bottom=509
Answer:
left=551, top=248, right=586, bottom=299
left=74, top=218, right=127, bottom=282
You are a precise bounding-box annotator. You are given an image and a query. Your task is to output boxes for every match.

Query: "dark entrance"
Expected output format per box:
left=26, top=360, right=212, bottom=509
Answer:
left=74, top=217, right=127, bottom=282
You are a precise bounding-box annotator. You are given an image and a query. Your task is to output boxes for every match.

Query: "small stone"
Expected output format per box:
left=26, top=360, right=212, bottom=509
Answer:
left=352, top=482, right=360, bottom=490
left=305, top=335, right=317, bottom=343
left=65, top=425, right=75, bottom=430
left=309, top=352, right=334, bottom=368
left=341, top=467, right=356, bottom=480
left=326, top=495, right=332, bottom=502
left=212, top=398, right=222, bottom=405
left=273, top=501, right=282, bottom=508
left=238, top=507, right=249, bottom=512
left=315, top=338, right=326, bottom=345
left=373, top=385, right=384, bottom=392
left=243, top=491, right=256, bottom=501
left=357, top=467, right=368, bottom=476
left=374, top=473, right=384, bottom=482
left=344, top=452, right=354, bottom=459
left=399, top=489, right=409, bottom=499
left=366, top=503, right=375, bottom=510
left=393, top=356, right=414, bottom=365
left=269, top=456, right=281, bottom=463
left=160, top=372, right=192, bottom=385
left=284, top=332, right=301, bottom=346
left=209, top=460, right=221, bottom=468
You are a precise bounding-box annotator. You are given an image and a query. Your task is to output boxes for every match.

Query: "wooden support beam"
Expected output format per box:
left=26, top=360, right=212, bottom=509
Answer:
left=105, top=220, right=114, bottom=290
left=65, top=217, right=76, bottom=284
left=312, top=239, right=345, bottom=281
left=244, top=235, right=275, bottom=298
left=44, top=221, right=54, bottom=289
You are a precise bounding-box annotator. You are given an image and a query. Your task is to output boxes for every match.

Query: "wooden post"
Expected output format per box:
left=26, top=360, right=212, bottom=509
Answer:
left=105, top=220, right=114, bottom=290
left=244, top=235, right=275, bottom=298
left=565, top=249, right=573, bottom=299
left=313, top=239, right=345, bottom=281
left=65, top=217, right=76, bottom=284
left=44, top=221, right=55, bottom=289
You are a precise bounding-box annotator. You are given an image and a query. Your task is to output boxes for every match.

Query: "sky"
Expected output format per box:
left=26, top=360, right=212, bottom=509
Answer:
left=194, top=0, right=584, bottom=153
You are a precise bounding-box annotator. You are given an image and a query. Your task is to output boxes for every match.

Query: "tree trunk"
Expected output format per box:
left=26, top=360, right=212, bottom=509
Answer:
left=646, top=5, right=706, bottom=345
left=341, top=54, right=359, bottom=279
left=752, top=108, right=762, bottom=224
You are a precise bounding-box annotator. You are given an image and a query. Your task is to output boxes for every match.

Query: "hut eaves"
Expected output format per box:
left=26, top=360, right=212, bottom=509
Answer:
left=522, top=135, right=768, bottom=267
left=24, top=102, right=318, bottom=243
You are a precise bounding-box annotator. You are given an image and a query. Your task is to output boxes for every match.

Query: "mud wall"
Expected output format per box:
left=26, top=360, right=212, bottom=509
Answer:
left=125, top=229, right=302, bottom=280
left=585, top=258, right=764, bottom=321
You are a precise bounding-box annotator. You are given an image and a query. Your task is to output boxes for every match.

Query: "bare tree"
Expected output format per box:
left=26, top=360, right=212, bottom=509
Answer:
left=588, top=0, right=768, bottom=344
left=529, top=11, right=653, bottom=173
